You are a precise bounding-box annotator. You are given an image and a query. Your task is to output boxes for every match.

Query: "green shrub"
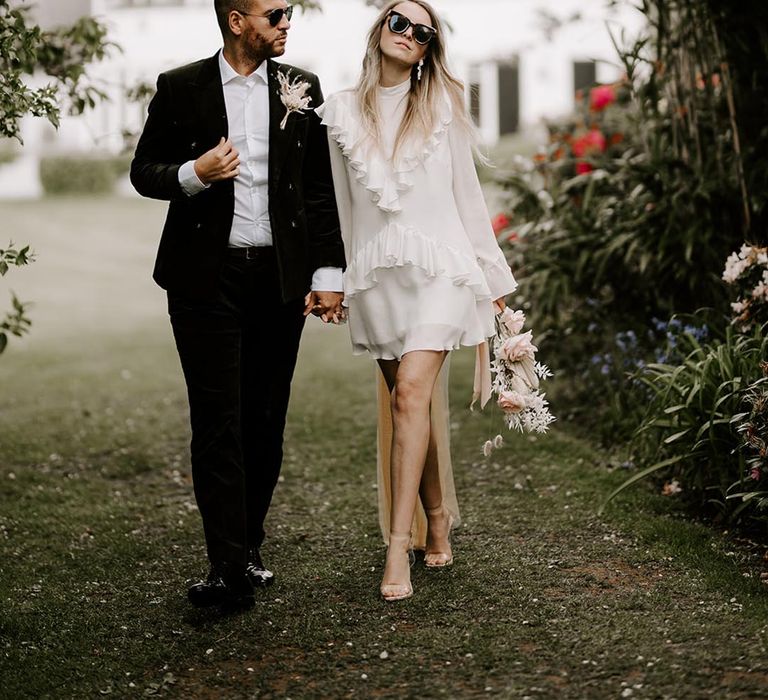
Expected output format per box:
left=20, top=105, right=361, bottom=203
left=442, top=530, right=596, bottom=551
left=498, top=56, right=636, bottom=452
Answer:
left=39, top=154, right=130, bottom=196
left=490, top=0, right=768, bottom=449
left=0, top=139, right=19, bottom=166
left=604, top=323, right=768, bottom=528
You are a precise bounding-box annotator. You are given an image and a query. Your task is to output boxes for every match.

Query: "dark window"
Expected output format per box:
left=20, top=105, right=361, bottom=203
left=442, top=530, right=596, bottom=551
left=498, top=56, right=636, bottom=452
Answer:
left=573, top=60, right=597, bottom=97
left=469, top=82, right=481, bottom=126
left=498, top=61, right=519, bottom=136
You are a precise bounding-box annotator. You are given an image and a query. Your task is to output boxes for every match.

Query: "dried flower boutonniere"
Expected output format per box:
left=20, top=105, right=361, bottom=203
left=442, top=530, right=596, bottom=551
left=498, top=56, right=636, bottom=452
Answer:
left=277, top=71, right=312, bottom=130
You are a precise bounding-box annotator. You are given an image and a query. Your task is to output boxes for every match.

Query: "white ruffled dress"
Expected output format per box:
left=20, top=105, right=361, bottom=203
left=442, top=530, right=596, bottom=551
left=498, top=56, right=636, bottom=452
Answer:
left=316, top=80, right=518, bottom=548
left=316, top=80, right=517, bottom=359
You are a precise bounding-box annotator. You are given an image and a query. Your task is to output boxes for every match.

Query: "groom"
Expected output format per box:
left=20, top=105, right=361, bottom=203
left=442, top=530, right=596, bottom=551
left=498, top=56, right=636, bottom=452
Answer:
left=131, top=0, right=345, bottom=609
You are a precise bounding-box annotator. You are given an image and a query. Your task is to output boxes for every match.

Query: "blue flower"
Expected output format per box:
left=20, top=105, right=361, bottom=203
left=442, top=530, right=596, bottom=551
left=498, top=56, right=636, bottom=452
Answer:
left=666, top=333, right=677, bottom=348
left=601, top=364, right=611, bottom=375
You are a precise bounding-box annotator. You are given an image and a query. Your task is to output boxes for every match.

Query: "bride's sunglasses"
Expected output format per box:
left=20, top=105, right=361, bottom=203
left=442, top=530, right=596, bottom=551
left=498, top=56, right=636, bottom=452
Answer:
left=386, top=11, right=437, bottom=46
left=240, top=5, right=294, bottom=28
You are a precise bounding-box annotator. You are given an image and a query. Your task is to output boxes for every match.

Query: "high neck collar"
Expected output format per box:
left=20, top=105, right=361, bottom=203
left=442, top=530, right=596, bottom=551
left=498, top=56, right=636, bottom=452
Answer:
left=378, top=78, right=411, bottom=98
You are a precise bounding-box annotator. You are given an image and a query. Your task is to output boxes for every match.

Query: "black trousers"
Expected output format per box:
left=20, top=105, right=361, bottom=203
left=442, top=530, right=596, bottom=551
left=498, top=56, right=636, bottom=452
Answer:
left=168, top=248, right=305, bottom=567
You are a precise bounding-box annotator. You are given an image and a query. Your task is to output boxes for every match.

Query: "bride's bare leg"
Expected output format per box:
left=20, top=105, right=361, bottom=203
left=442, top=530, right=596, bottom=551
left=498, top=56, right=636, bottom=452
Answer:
left=419, top=432, right=441, bottom=511
left=419, top=433, right=454, bottom=566
left=377, top=350, right=446, bottom=599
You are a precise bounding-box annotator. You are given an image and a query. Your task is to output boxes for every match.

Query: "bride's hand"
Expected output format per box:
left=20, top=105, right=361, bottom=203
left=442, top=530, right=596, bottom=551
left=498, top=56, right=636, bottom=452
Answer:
left=493, top=297, right=506, bottom=313
left=304, top=291, right=345, bottom=324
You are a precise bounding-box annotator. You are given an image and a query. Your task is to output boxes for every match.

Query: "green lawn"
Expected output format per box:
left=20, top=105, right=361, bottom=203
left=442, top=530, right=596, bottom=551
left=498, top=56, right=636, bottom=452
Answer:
left=2, top=197, right=768, bottom=699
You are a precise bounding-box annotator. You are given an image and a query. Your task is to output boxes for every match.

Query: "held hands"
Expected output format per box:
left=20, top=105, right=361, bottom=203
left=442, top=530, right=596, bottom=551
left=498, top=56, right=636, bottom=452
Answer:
left=304, top=291, right=345, bottom=324
left=194, top=137, right=240, bottom=184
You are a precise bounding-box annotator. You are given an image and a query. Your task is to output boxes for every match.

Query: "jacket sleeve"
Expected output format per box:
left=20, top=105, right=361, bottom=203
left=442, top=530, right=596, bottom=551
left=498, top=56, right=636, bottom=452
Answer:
left=302, top=75, right=346, bottom=271
left=449, top=122, right=517, bottom=300
left=130, top=73, right=185, bottom=201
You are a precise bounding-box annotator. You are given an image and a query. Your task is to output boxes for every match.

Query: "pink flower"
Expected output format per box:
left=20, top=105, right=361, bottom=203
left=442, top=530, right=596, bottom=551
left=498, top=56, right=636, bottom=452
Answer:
left=492, top=213, right=510, bottom=235
left=497, top=390, right=527, bottom=414
left=750, top=466, right=761, bottom=481
left=589, top=85, right=616, bottom=112
left=575, top=161, right=594, bottom=175
left=500, top=308, right=526, bottom=335
left=572, top=130, right=607, bottom=157
left=499, top=330, right=538, bottom=362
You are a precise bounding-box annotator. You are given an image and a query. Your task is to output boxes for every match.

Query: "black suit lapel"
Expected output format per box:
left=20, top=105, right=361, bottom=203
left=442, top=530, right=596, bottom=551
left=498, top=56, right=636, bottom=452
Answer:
left=191, top=51, right=229, bottom=148
left=268, top=59, right=296, bottom=190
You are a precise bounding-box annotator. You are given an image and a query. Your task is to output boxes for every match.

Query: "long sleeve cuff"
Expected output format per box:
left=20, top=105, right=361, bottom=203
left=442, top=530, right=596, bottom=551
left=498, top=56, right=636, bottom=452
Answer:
left=481, top=254, right=518, bottom=300
left=178, top=160, right=209, bottom=196
left=311, top=267, right=344, bottom=292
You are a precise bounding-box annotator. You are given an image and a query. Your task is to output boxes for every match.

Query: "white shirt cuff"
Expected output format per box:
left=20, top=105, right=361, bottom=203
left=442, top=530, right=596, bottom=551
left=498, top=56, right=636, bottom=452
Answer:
left=178, top=160, right=209, bottom=196
left=311, top=267, right=343, bottom=292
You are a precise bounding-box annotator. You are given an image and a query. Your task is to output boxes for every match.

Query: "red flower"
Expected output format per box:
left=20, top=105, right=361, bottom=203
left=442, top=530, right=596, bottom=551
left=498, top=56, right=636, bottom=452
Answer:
left=609, top=132, right=624, bottom=146
left=572, top=129, right=607, bottom=157
left=589, top=84, right=616, bottom=112
left=491, top=213, right=510, bottom=235
left=506, top=231, right=519, bottom=243
left=575, top=161, right=594, bottom=175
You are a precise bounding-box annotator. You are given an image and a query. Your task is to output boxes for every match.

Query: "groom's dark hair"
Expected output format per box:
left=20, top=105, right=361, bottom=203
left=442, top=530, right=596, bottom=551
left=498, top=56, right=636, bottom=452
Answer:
left=214, top=0, right=251, bottom=36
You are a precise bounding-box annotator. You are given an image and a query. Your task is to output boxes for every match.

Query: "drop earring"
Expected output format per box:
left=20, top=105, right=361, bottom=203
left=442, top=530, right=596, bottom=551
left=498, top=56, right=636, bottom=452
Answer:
left=417, top=58, right=424, bottom=81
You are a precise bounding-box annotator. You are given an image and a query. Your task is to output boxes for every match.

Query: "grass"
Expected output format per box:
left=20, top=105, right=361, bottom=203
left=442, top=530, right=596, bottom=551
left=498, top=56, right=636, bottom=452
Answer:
left=2, top=197, right=768, bottom=699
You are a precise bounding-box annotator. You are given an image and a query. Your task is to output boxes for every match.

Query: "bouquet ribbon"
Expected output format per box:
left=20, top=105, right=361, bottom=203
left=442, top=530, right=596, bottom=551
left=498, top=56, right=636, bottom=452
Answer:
left=471, top=341, right=493, bottom=410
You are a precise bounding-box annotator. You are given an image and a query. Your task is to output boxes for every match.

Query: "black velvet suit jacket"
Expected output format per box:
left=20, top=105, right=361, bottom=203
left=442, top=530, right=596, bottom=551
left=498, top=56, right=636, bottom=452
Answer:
left=130, top=53, right=345, bottom=302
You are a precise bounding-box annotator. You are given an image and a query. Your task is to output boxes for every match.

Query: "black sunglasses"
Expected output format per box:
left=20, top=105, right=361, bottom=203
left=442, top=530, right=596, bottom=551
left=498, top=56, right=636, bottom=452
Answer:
left=386, top=11, right=436, bottom=45
left=240, top=4, right=294, bottom=28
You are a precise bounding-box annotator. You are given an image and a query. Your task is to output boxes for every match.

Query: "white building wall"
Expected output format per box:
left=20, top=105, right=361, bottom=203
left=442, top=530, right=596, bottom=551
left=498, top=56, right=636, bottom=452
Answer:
left=1, top=0, right=646, bottom=198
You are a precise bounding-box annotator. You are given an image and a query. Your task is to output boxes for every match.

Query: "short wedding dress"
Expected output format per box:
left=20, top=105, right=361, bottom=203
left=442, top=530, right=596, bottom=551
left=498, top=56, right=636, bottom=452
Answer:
left=316, top=80, right=517, bottom=547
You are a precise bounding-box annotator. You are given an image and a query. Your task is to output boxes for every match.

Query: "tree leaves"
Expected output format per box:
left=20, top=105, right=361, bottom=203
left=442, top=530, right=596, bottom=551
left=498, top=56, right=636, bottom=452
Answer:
left=0, top=2, right=113, bottom=141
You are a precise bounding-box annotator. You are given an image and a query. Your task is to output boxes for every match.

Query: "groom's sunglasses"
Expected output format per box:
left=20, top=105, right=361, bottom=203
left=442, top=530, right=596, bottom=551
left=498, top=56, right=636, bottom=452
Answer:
left=386, top=11, right=436, bottom=45
left=240, top=4, right=294, bottom=28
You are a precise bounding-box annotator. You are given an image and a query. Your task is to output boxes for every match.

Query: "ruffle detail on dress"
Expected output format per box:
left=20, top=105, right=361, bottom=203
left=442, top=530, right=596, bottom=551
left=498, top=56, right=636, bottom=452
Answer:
left=343, top=222, right=493, bottom=301
left=316, top=91, right=453, bottom=214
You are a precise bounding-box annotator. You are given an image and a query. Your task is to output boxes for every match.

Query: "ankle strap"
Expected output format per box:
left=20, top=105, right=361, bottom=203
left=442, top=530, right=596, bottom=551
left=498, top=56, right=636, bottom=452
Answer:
left=388, top=532, right=411, bottom=541
left=424, top=505, right=444, bottom=515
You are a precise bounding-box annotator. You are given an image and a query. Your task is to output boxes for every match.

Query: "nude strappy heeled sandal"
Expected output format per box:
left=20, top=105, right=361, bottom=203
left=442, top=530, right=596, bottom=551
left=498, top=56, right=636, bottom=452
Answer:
left=424, top=505, right=454, bottom=568
left=380, top=532, right=414, bottom=601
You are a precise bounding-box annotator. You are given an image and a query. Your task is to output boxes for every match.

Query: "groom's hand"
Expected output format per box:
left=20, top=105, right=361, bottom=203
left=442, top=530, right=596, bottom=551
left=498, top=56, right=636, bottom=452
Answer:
left=303, top=291, right=345, bottom=324
left=194, top=137, right=240, bottom=184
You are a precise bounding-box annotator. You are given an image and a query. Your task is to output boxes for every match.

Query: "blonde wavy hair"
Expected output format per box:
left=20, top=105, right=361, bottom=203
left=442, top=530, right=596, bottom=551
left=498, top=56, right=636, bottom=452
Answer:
left=357, top=0, right=476, bottom=160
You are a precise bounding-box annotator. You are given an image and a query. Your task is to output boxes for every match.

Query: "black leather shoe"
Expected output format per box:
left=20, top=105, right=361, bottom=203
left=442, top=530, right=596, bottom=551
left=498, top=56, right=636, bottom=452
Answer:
left=246, top=548, right=275, bottom=587
left=187, top=562, right=254, bottom=609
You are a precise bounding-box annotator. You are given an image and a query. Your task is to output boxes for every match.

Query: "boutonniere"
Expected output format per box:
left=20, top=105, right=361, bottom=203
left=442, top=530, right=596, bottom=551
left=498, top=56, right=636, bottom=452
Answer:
left=277, top=71, right=312, bottom=130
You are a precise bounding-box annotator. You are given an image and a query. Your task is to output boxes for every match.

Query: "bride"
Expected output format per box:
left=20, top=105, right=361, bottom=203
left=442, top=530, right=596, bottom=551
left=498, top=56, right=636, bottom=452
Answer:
left=316, top=0, right=517, bottom=601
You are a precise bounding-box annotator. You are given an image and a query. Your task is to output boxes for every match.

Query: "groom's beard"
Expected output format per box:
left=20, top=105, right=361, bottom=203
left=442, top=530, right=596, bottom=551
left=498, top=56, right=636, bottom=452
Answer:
left=243, top=30, right=288, bottom=62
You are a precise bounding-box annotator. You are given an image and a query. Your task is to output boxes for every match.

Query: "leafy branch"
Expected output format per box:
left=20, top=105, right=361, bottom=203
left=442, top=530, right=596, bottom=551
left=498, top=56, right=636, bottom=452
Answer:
left=0, top=243, right=34, bottom=354
left=0, top=1, right=115, bottom=142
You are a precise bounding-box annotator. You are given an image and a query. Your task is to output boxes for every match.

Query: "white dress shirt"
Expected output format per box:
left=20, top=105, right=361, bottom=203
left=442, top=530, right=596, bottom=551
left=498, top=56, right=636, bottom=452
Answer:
left=178, top=50, right=342, bottom=292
